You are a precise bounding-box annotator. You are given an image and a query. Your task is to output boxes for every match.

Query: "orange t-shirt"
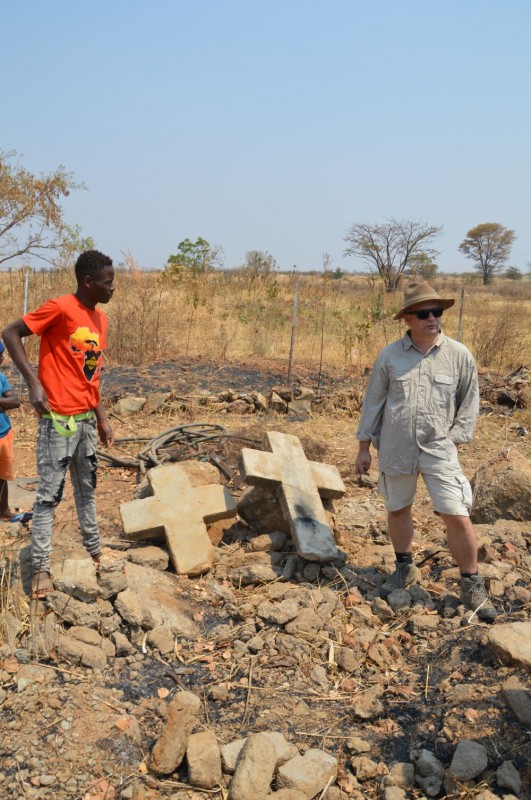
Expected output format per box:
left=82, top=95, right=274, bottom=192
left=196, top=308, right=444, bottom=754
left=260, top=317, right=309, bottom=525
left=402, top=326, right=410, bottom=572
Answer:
left=23, top=294, right=108, bottom=415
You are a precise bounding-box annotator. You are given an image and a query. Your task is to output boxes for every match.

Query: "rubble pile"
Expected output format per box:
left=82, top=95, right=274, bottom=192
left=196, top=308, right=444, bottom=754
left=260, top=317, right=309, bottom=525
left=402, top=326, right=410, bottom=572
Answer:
left=113, top=385, right=317, bottom=419
left=0, top=435, right=530, bottom=799
left=479, top=366, right=530, bottom=411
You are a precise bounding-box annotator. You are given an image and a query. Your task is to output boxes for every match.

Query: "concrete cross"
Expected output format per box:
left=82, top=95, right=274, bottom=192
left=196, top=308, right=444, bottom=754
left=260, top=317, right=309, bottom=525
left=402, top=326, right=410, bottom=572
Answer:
left=238, top=431, right=345, bottom=561
left=120, top=463, right=237, bottom=576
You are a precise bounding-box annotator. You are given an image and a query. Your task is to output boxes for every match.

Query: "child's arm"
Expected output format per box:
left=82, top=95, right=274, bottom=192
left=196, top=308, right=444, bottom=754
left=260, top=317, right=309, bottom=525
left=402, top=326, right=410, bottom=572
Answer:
left=0, top=389, right=20, bottom=410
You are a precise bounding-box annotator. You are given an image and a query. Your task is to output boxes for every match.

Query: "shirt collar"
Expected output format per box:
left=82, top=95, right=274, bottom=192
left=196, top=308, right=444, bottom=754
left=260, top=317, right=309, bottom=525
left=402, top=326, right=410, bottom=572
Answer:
left=402, top=331, right=445, bottom=352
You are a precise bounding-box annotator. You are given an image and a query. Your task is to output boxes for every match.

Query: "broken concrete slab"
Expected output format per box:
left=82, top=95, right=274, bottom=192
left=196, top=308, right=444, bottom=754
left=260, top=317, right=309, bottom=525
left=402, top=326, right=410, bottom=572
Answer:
left=114, top=561, right=199, bottom=636
left=120, top=463, right=237, bottom=576
left=238, top=431, right=345, bottom=562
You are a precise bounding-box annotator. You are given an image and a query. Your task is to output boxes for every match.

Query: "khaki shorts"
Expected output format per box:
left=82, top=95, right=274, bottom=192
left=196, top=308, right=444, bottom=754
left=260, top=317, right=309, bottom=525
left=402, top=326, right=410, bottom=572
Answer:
left=378, top=450, right=473, bottom=516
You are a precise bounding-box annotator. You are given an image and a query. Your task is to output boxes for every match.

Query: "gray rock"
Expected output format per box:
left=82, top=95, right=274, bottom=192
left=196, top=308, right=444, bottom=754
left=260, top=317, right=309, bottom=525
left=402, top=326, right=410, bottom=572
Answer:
left=414, top=749, right=445, bottom=778
left=383, top=788, right=407, bottom=800
left=0, top=611, right=23, bottom=647
left=228, top=732, right=277, bottom=800
left=345, top=737, right=371, bottom=754
left=149, top=691, right=201, bottom=775
left=126, top=545, right=170, bottom=571
left=385, top=762, right=415, bottom=788
left=351, top=686, right=384, bottom=720
left=257, top=599, right=300, bottom=626
left=247, top=531, right=287, bottom=552
left=488, top=622, right=531, bottom=668
left=229, top=563, right=284, bottom=586
left=448, top=739, right=488, bottom=780
left=501, top=675, right=531, bottom=725
left=112, top=630, right=133, bottom=656
left=147, top=625, right=175, bottom=655
left=387, top=588, right=413, bottom=612
left=97, top=554, right=128, bottom=600
left=115, top=562, right=198, bottom=635
left=409, top=614, right=440, bottom=634
left=46, top=590, right=100, bottom=628
left=496, top=761, right=522, bottom=794
left=57, top=634, right=107, bottom=670
left=351, top=756, right=386, bottom=781
left=113, top=396, right=146, bottom=416
left=276, top=749, right=337, bottom=797
left=285, top=608, right=325, bottom=636
left=220, top=738, right=246, bottom=774
left=52, top=558, right=99, bottom=602
left=143, top=392, right=171, bottom=414
left=186, top=730, right=222, bottom=789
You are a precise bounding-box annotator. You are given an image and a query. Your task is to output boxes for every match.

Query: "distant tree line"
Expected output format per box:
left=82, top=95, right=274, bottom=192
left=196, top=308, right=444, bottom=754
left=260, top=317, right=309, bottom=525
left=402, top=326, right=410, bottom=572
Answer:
left=0, top=152, right=524, bottom=288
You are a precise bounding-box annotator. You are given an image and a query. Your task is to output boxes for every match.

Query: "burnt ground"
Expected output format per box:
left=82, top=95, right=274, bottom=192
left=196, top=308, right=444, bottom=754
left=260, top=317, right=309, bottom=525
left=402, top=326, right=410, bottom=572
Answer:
left=0, top=356, right=530, bottom=800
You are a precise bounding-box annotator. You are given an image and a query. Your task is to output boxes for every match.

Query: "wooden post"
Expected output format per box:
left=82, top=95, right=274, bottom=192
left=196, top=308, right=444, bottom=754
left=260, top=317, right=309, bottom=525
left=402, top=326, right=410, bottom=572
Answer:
left=456, top=286, right=465, bottom=342
left=287, top=279, right=300, bottom=389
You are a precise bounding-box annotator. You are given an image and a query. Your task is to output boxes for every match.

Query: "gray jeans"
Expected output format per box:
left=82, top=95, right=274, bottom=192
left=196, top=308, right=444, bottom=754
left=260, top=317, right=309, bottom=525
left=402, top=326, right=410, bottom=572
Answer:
left=31, top=416, right=101, bottom=574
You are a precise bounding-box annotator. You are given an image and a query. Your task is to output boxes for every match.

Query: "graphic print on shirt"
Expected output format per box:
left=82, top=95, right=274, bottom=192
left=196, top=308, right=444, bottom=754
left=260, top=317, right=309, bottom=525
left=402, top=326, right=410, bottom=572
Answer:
left=69, top=327, right=103, bottom=381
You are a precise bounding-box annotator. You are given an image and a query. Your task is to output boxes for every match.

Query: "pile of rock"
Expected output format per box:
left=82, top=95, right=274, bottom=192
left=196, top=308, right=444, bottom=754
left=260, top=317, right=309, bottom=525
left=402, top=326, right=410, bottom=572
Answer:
left=112, top=386, right=317, bottom=418
left=149, top=705, right=338, bottom=798
left=479, top=365, right=529, bottom=410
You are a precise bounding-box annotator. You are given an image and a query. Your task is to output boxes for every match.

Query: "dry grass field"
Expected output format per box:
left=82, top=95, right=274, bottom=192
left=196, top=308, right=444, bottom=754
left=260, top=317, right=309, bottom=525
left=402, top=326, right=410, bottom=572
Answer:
left=1, top=266, right=529, bottom=379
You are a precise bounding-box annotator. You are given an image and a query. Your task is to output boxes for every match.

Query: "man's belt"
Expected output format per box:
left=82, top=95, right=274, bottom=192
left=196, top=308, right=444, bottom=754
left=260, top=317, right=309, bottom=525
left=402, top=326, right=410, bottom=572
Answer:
left=41, top=410, right=95, bottom=438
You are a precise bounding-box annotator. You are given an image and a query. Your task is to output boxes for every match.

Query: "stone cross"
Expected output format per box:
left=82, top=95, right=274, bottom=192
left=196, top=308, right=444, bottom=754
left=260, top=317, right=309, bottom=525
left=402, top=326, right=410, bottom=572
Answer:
left=120, top=464, right=237, bottom=576
left=238, top=431, right=345, bottom=561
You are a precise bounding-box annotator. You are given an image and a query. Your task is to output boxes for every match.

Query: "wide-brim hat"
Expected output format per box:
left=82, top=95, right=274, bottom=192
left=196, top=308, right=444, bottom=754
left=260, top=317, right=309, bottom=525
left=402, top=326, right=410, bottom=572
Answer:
left=394, top=280, right=455, bottom=320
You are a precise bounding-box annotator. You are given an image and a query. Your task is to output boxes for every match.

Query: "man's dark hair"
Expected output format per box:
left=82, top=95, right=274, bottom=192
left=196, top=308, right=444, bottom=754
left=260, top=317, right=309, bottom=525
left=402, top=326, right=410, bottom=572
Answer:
left=75, top=250, right=113, bottom=281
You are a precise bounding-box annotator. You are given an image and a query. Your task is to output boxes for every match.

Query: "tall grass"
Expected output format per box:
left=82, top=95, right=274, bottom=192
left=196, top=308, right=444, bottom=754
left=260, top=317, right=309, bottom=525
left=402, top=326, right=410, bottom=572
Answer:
left=0, top=267, right=529, bottom=377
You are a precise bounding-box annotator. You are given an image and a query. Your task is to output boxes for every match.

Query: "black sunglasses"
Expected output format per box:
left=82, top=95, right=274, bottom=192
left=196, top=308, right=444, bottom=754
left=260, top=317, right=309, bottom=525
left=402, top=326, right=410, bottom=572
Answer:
left=410, top=307, right=444, bottom=320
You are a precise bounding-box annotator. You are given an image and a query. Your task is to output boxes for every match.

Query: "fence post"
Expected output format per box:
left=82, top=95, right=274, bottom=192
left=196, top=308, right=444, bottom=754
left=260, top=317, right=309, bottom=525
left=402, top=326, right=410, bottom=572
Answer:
left=456, top=286, right=465, bottom=342
left=287, top=279, right=300, bottom=389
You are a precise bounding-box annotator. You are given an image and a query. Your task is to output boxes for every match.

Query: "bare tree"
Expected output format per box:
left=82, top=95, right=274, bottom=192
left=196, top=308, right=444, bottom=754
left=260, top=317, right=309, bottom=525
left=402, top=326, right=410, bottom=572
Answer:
left=458, top=223, right=516, bottom=285
left=0, top=150, right=83, bottom=266
left=344, top=219, right=442, bottom=292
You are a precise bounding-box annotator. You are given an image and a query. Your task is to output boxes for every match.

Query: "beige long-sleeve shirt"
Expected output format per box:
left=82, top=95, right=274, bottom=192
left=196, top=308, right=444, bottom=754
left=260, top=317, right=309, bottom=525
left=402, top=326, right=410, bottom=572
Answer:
left=356, top=332, right=479, bottom=475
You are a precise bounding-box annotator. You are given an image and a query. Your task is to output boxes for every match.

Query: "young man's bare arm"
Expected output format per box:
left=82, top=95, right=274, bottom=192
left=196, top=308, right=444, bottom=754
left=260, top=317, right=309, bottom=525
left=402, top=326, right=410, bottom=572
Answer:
left=94, top=401, right=114, bottom=448
left=2, top=320, right=50, bottom=413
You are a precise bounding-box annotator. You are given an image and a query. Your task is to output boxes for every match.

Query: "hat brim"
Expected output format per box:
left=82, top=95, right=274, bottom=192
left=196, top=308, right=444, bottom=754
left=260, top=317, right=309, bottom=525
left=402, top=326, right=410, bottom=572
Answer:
left=394, top=297, right=455, bottom=320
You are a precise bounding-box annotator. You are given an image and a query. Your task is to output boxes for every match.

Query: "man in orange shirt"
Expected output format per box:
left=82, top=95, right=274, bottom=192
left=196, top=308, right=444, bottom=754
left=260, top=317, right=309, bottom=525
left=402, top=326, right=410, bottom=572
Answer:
left=3, top=250, right=115, bottom=599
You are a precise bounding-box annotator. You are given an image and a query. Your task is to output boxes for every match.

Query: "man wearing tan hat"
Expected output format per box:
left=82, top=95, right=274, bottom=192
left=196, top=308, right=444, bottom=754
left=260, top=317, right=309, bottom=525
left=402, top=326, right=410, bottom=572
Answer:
left=355, top=280, right=497, bottom=622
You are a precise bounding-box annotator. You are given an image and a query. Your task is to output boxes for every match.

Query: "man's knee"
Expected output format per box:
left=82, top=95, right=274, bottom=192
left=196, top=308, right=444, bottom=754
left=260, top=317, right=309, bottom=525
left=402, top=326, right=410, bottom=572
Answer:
left=388, top=504, right=413, bottom=517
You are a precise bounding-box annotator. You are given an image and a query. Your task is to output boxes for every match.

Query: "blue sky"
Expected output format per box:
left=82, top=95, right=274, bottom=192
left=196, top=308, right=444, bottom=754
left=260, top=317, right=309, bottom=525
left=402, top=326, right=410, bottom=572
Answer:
left=3, top=1, right=530, bottom=273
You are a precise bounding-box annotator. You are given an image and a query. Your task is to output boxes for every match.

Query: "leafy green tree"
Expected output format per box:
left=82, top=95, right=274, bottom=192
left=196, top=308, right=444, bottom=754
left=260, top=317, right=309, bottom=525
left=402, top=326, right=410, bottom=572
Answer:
left=164, top=237, right=222, bottom=278
left=407, top=252, right=438, bottom=281
left=344, top=219, right=442, bottom=292
left=458, top=223, right=516, bottom=285
left=0, top=150, right=83, bottom=266
left=505, top=266, right=522, bottom=281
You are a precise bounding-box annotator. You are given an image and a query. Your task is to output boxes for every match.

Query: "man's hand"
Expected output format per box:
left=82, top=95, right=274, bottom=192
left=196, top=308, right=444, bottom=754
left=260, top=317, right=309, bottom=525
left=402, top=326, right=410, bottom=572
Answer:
left=97, top=418, right=115, bottom=448
left=355, top=442, right=372, bottom=475
left=29, top=381, right=51, bottom=415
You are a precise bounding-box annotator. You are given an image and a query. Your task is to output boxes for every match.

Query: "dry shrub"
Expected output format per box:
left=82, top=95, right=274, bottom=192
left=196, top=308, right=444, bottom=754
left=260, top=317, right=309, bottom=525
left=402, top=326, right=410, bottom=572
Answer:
left=1, top=267, right=529, bottom=377
left=107, top=259, right=170, bottom=364
left=467, top=297, right=530, bottom=372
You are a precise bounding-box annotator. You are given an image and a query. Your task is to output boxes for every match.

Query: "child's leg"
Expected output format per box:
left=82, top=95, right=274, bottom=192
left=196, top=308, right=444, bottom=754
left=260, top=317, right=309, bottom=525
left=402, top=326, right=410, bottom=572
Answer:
left=0, top=478, right=9, bottom=517
left=0, top=429, right=15, bottom=518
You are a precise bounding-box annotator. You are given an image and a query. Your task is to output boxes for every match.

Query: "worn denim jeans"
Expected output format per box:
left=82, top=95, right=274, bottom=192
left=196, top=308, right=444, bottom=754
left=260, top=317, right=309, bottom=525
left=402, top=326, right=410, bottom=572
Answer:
left=31, top=416, right=101, bottom=574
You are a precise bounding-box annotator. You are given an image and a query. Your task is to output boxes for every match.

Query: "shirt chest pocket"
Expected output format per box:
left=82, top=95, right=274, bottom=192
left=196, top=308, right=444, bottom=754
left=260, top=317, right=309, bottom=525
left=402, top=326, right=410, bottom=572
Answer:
left=432, top=374, right=454, bottom=404
left=389, top=374, right=410, bottom=402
